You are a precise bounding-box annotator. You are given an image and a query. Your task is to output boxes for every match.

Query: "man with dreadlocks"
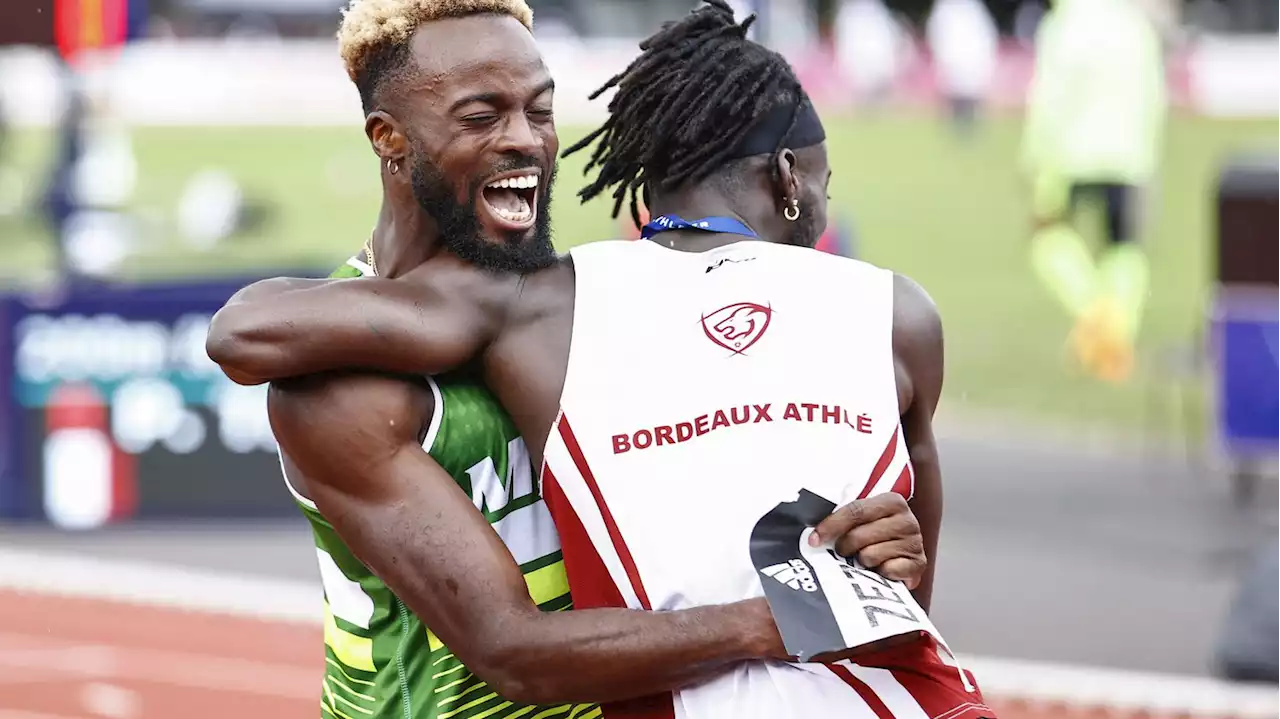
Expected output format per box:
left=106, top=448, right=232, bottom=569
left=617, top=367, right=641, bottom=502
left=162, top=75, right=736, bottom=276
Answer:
left=209, top=2, right=990, bottom=716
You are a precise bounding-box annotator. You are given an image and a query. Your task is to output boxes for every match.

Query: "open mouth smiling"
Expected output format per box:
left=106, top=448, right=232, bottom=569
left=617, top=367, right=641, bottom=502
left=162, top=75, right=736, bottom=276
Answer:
left=479, top=169, right=540, bottom=233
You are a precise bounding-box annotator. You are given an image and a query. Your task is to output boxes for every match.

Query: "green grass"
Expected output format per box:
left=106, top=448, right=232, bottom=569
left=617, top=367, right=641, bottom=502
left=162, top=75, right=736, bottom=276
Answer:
left=2, top=116, right=1275, bottom=434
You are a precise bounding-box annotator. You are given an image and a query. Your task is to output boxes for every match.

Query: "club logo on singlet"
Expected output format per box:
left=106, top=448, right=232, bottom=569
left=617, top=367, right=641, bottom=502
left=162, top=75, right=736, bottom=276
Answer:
left=700, top=301, right=772, bottom=355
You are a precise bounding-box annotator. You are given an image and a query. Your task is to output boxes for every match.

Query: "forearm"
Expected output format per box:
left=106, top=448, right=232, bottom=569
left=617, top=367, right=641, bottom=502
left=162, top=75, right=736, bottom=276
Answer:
left=318, top=460, right=782, bottom=705
left=207, top=280, right=432, bottom=383
left=482, top=599, right=778, bottom=704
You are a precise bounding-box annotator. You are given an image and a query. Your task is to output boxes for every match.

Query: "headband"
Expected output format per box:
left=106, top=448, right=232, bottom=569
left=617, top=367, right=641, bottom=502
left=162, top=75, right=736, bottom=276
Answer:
left=727, top=95, right=827, bottom=161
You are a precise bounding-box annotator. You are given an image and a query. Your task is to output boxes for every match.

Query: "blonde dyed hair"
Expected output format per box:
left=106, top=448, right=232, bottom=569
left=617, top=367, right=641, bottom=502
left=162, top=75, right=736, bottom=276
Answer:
left=338, top=0, right=534, bottom=106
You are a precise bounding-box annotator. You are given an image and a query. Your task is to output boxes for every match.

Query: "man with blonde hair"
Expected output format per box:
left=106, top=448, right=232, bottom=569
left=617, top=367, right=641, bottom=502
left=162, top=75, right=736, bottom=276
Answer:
left=229, top=1, right=933, bottom=717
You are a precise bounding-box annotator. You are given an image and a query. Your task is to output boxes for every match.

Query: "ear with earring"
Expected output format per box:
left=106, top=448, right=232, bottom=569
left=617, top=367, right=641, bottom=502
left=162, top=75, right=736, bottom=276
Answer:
left=784, top=198, right=800, bottom=222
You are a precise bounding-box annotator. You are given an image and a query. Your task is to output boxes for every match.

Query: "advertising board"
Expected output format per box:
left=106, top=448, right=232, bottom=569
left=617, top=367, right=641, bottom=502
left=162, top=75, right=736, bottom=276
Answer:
left=0, top=277, right=306, bottom=525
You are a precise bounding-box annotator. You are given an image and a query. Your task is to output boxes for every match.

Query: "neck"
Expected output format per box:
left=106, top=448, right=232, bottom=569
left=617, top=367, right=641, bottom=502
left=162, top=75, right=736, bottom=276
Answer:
left=647, top=186, right=769, bottom=252
left=369, top=194, right=440, bottom=279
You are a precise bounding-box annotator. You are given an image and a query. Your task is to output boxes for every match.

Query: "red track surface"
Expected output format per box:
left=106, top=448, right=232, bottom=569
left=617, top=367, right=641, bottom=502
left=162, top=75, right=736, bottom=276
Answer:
left=0, top=589, right=1231, bottom=719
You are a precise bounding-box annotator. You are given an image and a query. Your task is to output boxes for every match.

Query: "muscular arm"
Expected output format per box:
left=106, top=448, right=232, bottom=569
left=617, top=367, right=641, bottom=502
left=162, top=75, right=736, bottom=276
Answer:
left=270, top=373, right=783, bottom=705
left=892, top=273, right=946, bottom=613
left=213, top=278, right=322, bottom=384
left=207, top=273, right=504, bottom=385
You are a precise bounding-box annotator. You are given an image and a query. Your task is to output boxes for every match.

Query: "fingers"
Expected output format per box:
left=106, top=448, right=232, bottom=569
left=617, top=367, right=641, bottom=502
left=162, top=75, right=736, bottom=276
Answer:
left=861, top=547, right=925, bottom=589
left=810, top=494, right=925, bottom=589
left=831, top=512, right=921, bottom=559
left=855, top=535, right=925, bottom=570
left=809, top=493, right=909, bottom=547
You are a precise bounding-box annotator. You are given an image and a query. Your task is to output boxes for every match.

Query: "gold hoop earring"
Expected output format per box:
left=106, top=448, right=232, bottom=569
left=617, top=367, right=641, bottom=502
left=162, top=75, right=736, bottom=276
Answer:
left=387, top=159, right=400, bottom=175
left=784, top=200, right=800, bottom=222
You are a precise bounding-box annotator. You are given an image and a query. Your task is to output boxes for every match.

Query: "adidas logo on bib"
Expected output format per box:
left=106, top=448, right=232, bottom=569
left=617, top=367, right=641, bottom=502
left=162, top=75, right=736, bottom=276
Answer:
left=761, top=558, right=818, bottom=592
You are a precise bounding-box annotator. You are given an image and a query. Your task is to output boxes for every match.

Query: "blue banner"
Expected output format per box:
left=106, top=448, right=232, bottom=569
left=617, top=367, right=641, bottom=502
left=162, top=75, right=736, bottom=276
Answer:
left=1213, top=288, right=1280, bottom=458
left=0, top=275, right=317, bottom=525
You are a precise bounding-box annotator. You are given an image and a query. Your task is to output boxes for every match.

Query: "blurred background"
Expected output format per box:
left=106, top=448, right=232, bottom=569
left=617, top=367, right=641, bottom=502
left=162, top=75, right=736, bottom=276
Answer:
left=0, top=0, right=1275, bottom=716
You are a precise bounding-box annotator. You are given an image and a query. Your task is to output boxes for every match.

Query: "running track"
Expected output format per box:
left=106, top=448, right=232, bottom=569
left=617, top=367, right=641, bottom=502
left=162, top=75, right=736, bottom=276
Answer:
left=0, top=590, right=316, bottom=719
left=0, top=582, right=1274, bottom=719
left=0, top=588, right=1165, bottom=719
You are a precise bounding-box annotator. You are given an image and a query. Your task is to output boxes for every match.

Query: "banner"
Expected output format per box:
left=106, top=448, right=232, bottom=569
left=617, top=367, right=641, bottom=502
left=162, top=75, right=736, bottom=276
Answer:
left=0, top=276, right=313, bottom=526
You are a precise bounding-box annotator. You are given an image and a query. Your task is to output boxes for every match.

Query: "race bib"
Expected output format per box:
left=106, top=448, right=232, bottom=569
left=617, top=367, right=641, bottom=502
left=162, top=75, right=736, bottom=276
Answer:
left=749, top=489, right=944, bottom=661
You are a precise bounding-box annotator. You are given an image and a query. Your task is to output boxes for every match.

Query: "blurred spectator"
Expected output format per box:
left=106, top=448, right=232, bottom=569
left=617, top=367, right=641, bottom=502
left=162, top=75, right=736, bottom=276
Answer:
left=835, top=0, right=904, bottom=105
left=926, top=0, right=998, bottom=135
left=40, top=0, right=150, bottom=282
left=41, top=62, right=87, bottom=277
left=1021, top=0, right=1167, bottom=383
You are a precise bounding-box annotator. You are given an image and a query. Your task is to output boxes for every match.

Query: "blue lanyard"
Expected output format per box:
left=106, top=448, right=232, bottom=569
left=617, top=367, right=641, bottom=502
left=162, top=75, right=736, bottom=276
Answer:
left=640, top=214, right=759, bottom=241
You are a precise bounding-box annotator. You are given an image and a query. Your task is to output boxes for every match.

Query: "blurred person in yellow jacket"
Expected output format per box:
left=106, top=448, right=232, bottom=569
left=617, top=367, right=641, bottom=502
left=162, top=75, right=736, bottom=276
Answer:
left=1021, top=0, right=1167, bottom=382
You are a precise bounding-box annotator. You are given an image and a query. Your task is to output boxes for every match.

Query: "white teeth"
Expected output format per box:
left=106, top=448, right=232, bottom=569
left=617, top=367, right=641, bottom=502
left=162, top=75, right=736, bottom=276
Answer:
left=485, top=174, right=537, bottom=224
left=493, top=205, right=533, bottom=223
left=487, top=174, right=538, bottom=190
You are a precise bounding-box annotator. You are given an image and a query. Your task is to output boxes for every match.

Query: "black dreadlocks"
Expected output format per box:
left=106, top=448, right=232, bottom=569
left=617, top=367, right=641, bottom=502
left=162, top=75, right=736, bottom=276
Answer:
left=561, top=0, right=809, bottom=229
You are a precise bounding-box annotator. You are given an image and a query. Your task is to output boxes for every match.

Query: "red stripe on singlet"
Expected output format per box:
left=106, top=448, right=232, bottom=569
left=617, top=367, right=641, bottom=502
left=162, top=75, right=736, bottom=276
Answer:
left=826, top=665, right=895, bottom=719
left=540, top=466, right=629, bottom=611
left=890, top=462, right=914, bottom=500
left=848, top=637, right=994, bottom=719
left=557, top=414, right=653, bottom=611
left=543, top=419, right=675, bottom=719
left=856, top=427, right=900, bottom=500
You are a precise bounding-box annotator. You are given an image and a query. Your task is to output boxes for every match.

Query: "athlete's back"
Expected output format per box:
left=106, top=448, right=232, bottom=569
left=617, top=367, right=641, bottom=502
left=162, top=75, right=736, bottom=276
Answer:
left=542, top=240, right=986, bottom=718
left=285, top=254, right=597, bottom=719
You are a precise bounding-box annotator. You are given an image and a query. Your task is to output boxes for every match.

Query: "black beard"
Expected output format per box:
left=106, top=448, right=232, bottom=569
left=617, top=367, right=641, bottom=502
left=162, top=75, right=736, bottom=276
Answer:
left=410, top=155, right=557, bottom=274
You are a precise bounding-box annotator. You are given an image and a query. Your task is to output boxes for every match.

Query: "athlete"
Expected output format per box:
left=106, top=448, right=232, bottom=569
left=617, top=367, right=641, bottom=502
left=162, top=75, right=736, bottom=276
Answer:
left=209, top=3, right=987, bottom=716
left=221, top=1, right=934, bottom=717
left=1022, top=0, right=1166, bottom=382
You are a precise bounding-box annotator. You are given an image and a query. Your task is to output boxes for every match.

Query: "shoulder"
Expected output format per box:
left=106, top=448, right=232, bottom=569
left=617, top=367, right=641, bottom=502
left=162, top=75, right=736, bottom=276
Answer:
left=892, top=273, right=943, bottom=345
left=891, top=273, right=945, bottom=411
left=506, top=254, right=576, bottom=324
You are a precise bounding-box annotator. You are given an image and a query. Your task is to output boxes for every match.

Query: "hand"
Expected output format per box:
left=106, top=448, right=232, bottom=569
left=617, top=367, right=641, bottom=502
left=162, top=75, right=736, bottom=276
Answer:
left=807, top=494, right=926, bottom=590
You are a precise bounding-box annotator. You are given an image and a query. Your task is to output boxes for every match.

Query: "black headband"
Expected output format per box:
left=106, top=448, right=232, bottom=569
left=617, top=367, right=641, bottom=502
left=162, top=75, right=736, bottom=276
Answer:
left=727, top=95, right=826, bottom=161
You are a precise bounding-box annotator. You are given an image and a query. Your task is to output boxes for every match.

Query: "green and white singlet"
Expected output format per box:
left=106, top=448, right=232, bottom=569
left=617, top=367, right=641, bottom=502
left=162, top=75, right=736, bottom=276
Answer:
left=283, top=253, right=598, bottom=719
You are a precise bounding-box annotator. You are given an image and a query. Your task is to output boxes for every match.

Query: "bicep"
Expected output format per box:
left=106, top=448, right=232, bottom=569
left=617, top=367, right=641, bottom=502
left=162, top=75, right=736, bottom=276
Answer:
left=268, top=375, right=535, bottom=660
